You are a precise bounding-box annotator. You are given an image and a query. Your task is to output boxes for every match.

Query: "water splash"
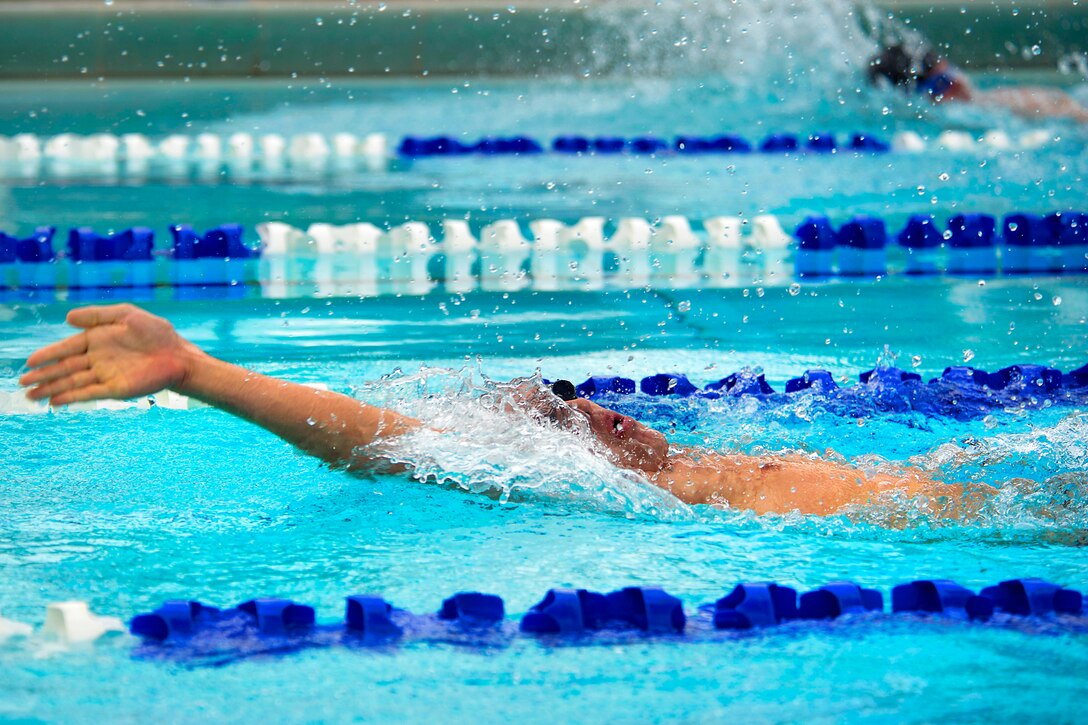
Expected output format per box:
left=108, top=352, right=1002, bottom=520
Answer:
left=585, top=0, right=883, bottom=95
left=344, top=367, right=1088, bottom=538
left=355, top=367, right=691, bottom=520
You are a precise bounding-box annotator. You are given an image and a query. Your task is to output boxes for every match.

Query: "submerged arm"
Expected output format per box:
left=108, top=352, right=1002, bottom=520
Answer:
left=19, top=304, right=421, bottom=469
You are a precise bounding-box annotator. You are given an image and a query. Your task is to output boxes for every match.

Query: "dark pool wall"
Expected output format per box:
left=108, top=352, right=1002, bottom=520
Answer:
left=0, top=0, right=1085, bottom=79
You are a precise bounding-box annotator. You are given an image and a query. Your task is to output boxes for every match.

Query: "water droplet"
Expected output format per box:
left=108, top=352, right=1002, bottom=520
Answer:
left=677, top=300, right=691, bottom=312
left=963, top=349, right=975, bottom=363
left=1053, top=295, right=1062, bottom=306
left=938, top=172, right=950, bottom=181
left=911, top=355, right=922, bottom=368
left=306, top=417, right=317, bottom=426
left=788, top=283, right=801, bottom=296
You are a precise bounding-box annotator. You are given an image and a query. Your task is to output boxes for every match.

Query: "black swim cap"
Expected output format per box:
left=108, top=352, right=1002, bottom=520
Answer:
left=868, top=44, right=916, bottom=87
left=551, top=379, right=577, bottom=401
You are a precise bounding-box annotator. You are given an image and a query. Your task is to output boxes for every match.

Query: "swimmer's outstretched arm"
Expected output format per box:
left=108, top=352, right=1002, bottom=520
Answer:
left=19, top=304, right=421, bottom=469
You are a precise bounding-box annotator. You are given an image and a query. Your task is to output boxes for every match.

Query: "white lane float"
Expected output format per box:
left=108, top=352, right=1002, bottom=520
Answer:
left=651, top=216, right=703, bottom=286
left=609, top=217, right=653, bottom=287
left=751, top=214, right=792, bottom=279
left=529, top=217, right=608, bottom=291
left=703, top=215, right=744, bottom=283
left=439, top=219, right=479, bottom=294
left=43, top=601, right=125, bottom=644
left=479, top=220, right=531, bottom=292
left=382, top=222, right=436, bottom=295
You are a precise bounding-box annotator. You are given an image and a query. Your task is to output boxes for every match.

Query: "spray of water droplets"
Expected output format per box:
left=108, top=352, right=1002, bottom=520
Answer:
left=354, top=367, right=691, bottom=520
left=344, top=366, right=1087, bottom=540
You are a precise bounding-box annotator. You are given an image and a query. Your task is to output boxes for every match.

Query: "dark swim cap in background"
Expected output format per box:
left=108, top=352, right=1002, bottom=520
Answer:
left=551, top=380, right=577, bottom=401
left=868, top=44, right=916, bottom=87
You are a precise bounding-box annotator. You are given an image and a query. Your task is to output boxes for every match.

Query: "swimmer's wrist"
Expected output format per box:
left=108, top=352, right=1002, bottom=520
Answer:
left=171, top=341, right=217, bottom=399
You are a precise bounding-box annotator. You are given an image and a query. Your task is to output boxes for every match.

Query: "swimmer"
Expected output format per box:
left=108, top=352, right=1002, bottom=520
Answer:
left=869, top=43, right=1088, bottom=123
left=18, top=304, right=993, bottom=518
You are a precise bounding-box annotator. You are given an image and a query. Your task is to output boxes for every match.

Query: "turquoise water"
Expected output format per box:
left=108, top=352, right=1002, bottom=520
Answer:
left=2, top=281, right=1087, bottom=721
left=1, top=72, right=1086, bottom=237
left=2, top=23, right=1088, bottom=722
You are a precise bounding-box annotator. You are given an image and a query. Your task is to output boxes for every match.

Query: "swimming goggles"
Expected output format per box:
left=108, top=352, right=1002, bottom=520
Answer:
left=550, top=379, right=577, bottom=401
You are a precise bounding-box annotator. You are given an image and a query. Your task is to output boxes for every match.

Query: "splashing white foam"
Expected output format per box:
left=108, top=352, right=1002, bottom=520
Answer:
left=585, top=0, right=883, bottom=93
left=356, top=367, right=690, bottom=520
left=350, top=369, right=1087, bottom=537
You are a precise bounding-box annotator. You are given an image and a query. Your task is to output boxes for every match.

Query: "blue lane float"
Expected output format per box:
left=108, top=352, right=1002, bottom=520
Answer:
left=558, top=361, right=1088, bottom=421
left=784, top=369, right=838, bottom=394
left=170, top=224, right=260, bottom=286
left=848, top=133, right=892, bottom=152
left=794, top=216, right=838, bottom=277
left=439, top=592, right=505, bottom=625
left=891, top=580, right=994, bottom=621
left=575, top=376, right=637, bottom=399
left=125, top=577, right=1084, bottom=664
left=947, top=213, right=998, bottom=275
left=346, top=595, right=403, bottom=638
left=837, top=217, right=888, bottom=276
left=520, top=586, right=684, bottom=635
left=67, top=227, right=156, bottom=288
left=520, top=589, right=608, bottom=635
left=793, top=211, right=1088, bottom=277
left=400, top=132, right=890, bottom=157
left=897, top=215, right=944, bottom=275
left=759, top=134, right=799, bottom=153
left=712, top=583, right=798, bottom=629
left=640, top=373, right=699, bottom=397
left=0, top=226, right=57, bottom=288
left=798, top=582, right=884, bottom=620
left=704, top=372, right=776, bottom=397
left=980, top=579, right=1083, bottom=617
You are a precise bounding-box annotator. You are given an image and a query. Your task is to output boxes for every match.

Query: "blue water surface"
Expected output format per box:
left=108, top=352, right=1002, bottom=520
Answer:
left=1, top=15, right=1088, bottom=718
left=2, top=281, right=1087, bottom=722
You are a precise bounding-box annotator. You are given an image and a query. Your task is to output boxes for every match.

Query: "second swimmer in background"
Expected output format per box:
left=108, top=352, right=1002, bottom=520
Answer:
left=869, top=42, right=1088, bottom=123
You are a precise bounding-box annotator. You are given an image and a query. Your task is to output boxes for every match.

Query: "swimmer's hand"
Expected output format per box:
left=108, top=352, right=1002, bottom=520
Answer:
left=20, top=304, right=197, bottom=406
left=21, top=302, right=420, bottom=469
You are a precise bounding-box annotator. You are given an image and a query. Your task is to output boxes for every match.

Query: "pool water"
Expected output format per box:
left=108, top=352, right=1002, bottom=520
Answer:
left=1, top=71, right=1086, bottom=237
left=2, top=279, right=1087, bottom=720
left=2, top=9, right=1088, bottom=719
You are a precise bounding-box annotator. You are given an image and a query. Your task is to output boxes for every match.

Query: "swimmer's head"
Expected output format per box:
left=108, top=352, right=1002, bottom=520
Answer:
left=512, top=379, right=671, bottom=475
left=868, top=43, right=946, bottom=89
left=557, top=391, right=670, bottom=475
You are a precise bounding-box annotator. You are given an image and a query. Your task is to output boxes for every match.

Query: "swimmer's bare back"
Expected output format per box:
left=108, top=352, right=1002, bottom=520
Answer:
left=977, top=87, right=1088, bottom=123
left=655, top=450, right=994, bottom=518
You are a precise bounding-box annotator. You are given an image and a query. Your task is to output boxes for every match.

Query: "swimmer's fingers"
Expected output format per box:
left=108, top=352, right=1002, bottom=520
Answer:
left=18, top=353, right=90, bottom=387
left=24, top=369, right=103, bottom=404
left=66, top=304, right=132, bottom=330
left=25, top=304, right=135, bottom=369
left=24, top=331, right=89, bottom=370
left=49, top=381, right=113, bottom=408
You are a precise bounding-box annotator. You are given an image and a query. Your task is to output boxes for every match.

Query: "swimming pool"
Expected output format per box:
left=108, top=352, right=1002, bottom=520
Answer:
left=2, top=8, right=1088, bottom=721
